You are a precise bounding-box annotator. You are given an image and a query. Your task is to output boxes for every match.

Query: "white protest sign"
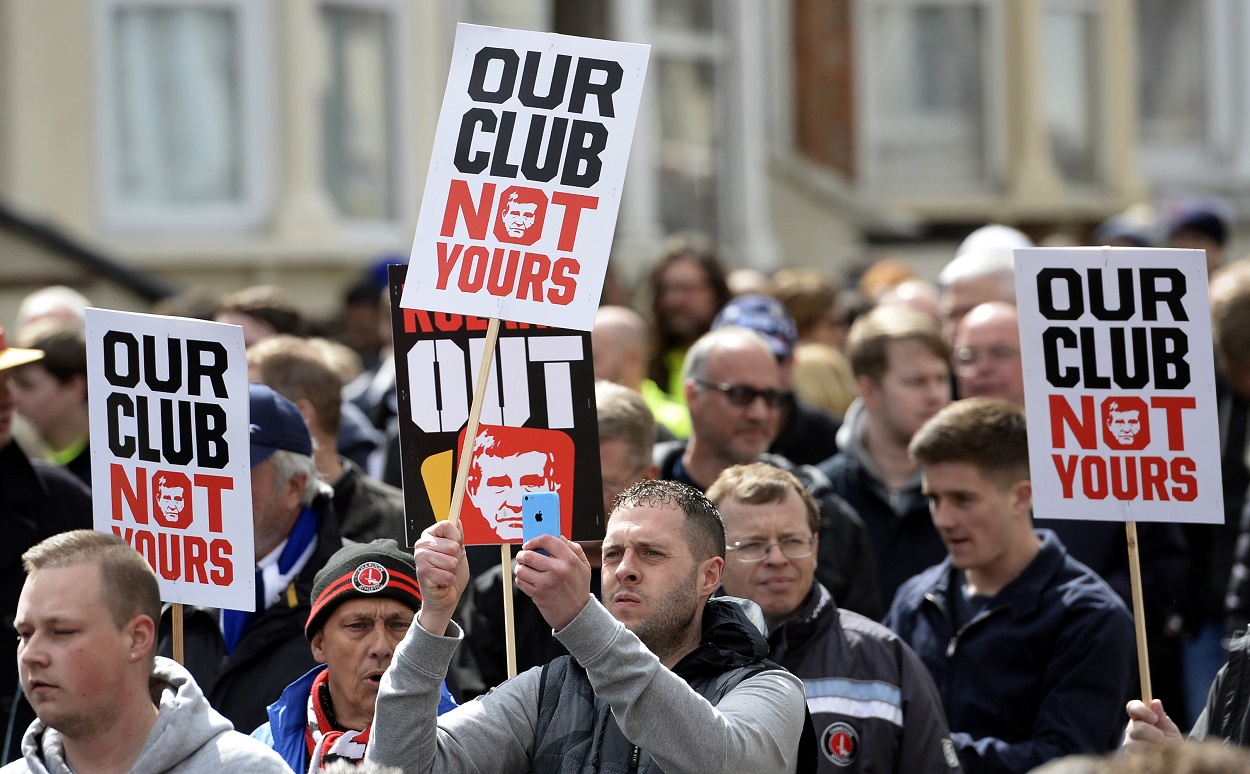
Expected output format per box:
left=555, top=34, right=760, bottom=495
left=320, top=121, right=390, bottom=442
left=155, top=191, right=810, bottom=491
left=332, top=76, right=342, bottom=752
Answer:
left=400, top=24, right=649, bottom=331
left=86, top=309, right=255, bottom=609
left=1015, top=247, right=1222, bottom=523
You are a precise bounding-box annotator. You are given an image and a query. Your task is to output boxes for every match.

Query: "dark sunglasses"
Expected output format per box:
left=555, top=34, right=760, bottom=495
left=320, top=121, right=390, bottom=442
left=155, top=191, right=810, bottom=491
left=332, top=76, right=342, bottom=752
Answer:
left=695, top=380, right=791, bottom=408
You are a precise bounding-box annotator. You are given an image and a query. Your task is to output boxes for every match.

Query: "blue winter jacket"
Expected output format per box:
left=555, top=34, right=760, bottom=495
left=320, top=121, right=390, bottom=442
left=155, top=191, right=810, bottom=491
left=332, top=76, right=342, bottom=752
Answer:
left=883, top=530, right=1135, bottom=774
left=251, top=664, right=458, bottom=771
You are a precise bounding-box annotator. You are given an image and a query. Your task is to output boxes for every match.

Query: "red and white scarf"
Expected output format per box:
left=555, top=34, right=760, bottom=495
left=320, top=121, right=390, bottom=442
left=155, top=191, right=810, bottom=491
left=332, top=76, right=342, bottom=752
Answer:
left=305, top=669, right=371, bottom=772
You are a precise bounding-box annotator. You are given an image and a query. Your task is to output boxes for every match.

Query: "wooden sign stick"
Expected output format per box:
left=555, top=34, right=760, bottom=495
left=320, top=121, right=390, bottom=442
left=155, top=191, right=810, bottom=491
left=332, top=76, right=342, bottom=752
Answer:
left=439, top=318, right=518, bottom=678
left=172, top=603, right=184, bottom=665
left=1125, top=521, right=1152, bottom=704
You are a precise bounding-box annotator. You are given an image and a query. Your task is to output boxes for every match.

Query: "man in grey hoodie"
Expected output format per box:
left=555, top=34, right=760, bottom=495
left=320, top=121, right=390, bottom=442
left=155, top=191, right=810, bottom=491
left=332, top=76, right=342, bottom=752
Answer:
left=3, top=530, right=290, bottom=773
left=366, top=479, right=809, bottom=772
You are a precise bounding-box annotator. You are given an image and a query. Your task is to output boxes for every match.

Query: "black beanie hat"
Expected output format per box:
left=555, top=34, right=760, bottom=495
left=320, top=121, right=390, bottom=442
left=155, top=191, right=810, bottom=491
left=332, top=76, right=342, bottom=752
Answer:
left=305, top=539, right=421, bottom=639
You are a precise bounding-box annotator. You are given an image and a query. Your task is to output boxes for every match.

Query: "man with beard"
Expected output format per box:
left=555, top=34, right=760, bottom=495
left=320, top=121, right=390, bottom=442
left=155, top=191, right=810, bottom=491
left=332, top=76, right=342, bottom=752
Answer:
left=365, top=479, right=808, bottom=772
left=817, top=304, right=952, bottom=608
left=645, top=234, right=732, bottom=403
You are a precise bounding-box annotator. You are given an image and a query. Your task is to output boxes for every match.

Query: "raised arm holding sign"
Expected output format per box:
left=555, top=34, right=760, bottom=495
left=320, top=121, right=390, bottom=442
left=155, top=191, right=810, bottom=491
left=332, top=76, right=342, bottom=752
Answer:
left=393, top=24, right=646, bottom=684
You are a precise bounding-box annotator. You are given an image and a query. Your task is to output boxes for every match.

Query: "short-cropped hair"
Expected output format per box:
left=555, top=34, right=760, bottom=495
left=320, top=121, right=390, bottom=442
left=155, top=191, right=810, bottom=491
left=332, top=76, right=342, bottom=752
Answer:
left=15, top=320, right=87, bottom=384
left=22, top=530, right=160, bottom=631
left=611, top=479, right=726, bottom=562
left=909, top=398, right=1030, bottom=486
left=595, top=380, right=656, bottom=471
left=846, top=303, right=949, bottom=383
left=248, top=334, right=344, bottom=435
left=707, top=462, right=819, bottom=533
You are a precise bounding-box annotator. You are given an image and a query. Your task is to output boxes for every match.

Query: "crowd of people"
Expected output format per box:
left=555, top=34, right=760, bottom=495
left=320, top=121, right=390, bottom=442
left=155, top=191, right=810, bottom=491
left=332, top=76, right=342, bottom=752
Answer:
left=1, top=207, right=1249, bottom=772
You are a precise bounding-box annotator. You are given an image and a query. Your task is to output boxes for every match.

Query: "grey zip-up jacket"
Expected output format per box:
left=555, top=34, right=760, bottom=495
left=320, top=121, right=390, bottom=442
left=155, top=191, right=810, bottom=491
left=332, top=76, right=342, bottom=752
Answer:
left=1, top=657, right=291, bottom=774
left=366, top=596, right=807, bottom=773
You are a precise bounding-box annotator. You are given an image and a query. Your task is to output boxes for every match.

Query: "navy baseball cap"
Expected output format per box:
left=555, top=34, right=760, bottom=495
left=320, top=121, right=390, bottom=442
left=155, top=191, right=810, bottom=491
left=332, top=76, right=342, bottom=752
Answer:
left=249, top=383, right=313, bottom=467
left=712, top=294, right=798, bottom=360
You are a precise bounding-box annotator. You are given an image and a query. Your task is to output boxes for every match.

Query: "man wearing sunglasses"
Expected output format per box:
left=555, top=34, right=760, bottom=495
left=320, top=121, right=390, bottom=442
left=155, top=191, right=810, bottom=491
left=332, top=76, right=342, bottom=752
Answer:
left=653, top=327, right=883, bottom=619
left=710, top=462, right=959, bottom=773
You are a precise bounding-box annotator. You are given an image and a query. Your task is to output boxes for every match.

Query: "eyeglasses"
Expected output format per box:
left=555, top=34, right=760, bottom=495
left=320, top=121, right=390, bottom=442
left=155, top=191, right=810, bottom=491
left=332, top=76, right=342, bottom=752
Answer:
left=727, top=537, right=816, bottom=563
left=954, top=345, right=1020, bottom=368
left=695, top=380, right=791, bottom=408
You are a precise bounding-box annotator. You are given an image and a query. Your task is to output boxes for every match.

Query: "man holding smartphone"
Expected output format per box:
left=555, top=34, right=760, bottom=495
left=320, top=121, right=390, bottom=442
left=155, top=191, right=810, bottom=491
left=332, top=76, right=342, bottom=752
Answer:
left=366, top=479, right=809, bottom=772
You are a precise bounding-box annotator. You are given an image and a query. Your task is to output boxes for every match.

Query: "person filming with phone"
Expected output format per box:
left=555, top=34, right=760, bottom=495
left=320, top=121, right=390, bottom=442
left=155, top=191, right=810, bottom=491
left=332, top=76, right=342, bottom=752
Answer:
left=366, top=478, right=809, bottom=773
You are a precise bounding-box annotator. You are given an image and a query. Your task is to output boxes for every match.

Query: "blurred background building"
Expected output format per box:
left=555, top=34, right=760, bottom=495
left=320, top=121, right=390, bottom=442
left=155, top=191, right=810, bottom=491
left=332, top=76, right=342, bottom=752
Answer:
left=0, top=0, right=1241, bottom=322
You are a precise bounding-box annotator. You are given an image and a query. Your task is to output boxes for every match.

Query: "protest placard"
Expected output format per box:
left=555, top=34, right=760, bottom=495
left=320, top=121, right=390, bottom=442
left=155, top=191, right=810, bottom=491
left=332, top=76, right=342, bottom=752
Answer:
left=86, top=309, right=255, bottom=610
left=390, top=266, right=604, bottom=546
left=399, top=24, right=649, bottom=331
left=1015, top=247, right=1223, bottom=524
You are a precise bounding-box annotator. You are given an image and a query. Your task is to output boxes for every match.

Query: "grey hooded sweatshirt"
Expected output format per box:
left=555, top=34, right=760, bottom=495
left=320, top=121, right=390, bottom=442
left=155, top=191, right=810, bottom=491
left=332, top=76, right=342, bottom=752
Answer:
left=1, top=657, right=291, bottom=774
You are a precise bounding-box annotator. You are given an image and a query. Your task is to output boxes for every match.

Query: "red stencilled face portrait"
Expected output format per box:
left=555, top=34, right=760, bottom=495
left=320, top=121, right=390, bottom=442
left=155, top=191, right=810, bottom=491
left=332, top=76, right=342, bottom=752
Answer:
left=1102, top=396, right=1150, bottom=450
left=459, top=424, right=574, bottom=544
left=493, top=186, right=548, bottom=247
left=152, top=471, right=193, bottom=529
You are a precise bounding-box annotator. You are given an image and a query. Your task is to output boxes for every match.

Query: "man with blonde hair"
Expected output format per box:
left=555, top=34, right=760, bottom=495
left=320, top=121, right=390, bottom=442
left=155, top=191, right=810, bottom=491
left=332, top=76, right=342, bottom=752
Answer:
left=6, top=530, right=287, bottom=772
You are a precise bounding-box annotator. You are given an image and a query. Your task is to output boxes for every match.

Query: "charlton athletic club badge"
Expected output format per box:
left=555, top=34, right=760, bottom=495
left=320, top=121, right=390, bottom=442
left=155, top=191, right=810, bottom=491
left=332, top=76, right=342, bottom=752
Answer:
left=821, top=722, right=858, bottom=766
left=353, top=562, right=389, bottom=593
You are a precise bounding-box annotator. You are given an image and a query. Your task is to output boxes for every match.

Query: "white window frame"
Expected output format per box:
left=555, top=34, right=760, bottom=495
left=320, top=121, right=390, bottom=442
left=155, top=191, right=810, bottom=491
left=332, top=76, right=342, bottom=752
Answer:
left=1136, top=0, right=1250, bottom=190
left=94, top=0, right=275, bottom=234
left=1043, top=0, right=1110, bottom=192
left=854, top=0, right=1007, bottom=196
left=320, top=0, right=406, bottom=233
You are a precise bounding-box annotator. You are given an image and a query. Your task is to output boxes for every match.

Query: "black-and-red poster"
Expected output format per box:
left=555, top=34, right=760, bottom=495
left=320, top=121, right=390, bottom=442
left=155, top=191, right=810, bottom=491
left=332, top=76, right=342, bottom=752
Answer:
left=389, top=266, right=603, bottom=545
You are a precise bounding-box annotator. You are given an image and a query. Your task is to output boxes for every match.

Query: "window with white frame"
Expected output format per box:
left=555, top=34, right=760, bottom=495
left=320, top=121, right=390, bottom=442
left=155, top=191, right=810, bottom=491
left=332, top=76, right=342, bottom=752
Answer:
left=95, top=0, right=273, bottom=232
left=321, top=0, right=399, bottom=222
left=1136, top=0, right=1206, bottom=148
left=857, top=0, right=1003, bottom=195
left=1042, top=0, right=1103, bottom=187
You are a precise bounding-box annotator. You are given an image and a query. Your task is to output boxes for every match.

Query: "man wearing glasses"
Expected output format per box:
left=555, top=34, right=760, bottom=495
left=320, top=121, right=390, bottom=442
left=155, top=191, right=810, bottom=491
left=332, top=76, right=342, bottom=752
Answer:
left=653, top=327, right=883, bottom=619
left=710, top=462, right=959, bottom=773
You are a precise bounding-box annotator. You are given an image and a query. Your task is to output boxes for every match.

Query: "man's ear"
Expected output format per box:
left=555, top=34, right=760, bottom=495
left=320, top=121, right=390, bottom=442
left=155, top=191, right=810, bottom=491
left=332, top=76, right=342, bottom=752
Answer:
left=855, top=375, right=878, bottom=408
left=682, top=379, right=698, bottom=407
left=1009, top=478, right=1033, bottom=517
left=699, top=556, right=723, bottom=600
left=294, top=398, right=318, bottom=433
left=69, top=373, right=89, bottom=404
left=126, top=614, right=156, bottom=662
left=282, top=473, right=307, bottom=511
left=310, top=629, right=329, bottom=665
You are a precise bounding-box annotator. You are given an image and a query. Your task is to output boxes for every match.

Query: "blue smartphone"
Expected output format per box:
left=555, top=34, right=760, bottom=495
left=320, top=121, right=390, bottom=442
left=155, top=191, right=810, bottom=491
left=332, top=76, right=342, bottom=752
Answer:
left=522, top=492, right=561, bottom=552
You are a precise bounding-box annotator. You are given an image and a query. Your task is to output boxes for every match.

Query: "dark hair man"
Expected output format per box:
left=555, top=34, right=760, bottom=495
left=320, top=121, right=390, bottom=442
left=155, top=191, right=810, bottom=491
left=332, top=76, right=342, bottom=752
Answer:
left=9, top=530, right=287, bottom=772
left=646, top=233, right=732, bottom=402
left=253, top=539, right=456, bottom=771
left=8, top=321, right=91, bottom=486
left=366, top=479, right=808, bottom=772
left=884, top=398, right=1135, bottom=773
left=453, top=381, right=661, bottom=696
left=710, top=463, right=959, bottom=772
